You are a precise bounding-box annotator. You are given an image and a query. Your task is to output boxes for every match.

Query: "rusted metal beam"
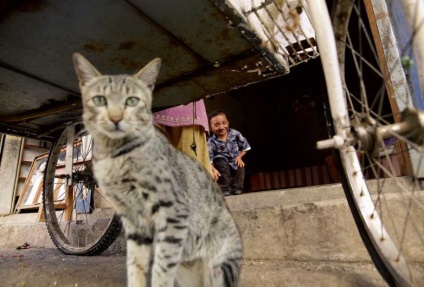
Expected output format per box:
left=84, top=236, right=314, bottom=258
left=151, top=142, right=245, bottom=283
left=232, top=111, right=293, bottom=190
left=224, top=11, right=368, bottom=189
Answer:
left=0, top=60, right=79, bottom=95
left=0, top=100, right=81, bottom=124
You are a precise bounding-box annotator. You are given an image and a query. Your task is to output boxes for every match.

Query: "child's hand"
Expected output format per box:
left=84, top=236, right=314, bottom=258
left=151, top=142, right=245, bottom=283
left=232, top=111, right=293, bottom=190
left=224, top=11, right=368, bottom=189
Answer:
left=211, top=166, right=221, bottom=181
left=235, top=156, right=245, bottom=168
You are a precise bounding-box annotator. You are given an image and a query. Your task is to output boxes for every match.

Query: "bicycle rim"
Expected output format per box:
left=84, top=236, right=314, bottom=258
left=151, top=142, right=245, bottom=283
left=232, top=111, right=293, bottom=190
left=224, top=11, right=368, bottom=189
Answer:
left=43, top=123, right=122, bottom=255
left=330, top=0, right=424, bottom=285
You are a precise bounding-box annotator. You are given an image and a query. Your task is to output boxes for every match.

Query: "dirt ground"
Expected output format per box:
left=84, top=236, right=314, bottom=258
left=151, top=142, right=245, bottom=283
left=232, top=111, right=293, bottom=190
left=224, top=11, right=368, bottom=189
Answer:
left=0, top=247, right=388, bottom=287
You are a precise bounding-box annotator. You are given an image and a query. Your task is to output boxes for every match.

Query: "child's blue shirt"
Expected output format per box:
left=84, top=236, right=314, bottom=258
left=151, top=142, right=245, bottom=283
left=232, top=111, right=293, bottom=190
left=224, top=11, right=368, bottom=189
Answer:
left=207, top=128, right=251, bottom=170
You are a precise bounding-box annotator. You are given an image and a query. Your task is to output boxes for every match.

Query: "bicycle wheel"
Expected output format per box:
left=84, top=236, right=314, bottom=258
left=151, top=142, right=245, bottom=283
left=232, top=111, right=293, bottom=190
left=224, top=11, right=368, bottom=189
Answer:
left=43, top=123, right=122, bottom=255
left=311, top=0, right=424, bottom=286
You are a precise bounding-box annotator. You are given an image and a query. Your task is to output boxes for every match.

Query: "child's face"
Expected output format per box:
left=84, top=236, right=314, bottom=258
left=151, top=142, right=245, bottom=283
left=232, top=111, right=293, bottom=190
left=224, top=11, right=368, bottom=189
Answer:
left=210, top=114, right=229, bottom=137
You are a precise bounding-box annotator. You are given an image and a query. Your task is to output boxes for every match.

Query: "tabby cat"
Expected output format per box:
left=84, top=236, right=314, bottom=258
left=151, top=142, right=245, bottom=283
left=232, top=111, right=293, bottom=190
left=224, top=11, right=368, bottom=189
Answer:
left=72, top=53, right=243, bottom=287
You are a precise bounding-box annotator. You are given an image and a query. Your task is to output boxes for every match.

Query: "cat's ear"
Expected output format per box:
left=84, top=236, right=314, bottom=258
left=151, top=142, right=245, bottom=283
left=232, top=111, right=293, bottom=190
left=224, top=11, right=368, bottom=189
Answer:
left=134, top=58, right=161, bottom=90
left=72, top=53, right=102, bottom=86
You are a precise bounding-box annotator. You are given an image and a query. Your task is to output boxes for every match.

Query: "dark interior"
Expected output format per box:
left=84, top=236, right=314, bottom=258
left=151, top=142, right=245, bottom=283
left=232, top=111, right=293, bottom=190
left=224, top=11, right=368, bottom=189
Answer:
left=204, top=0, right=393, bottom=192
left=204, top=59, right=334, bottom=191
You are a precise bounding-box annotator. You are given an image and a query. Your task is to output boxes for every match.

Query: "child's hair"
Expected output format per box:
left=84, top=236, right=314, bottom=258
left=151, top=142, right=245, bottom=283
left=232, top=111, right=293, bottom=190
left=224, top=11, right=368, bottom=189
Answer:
left=208, top=110, right=227, bottom=124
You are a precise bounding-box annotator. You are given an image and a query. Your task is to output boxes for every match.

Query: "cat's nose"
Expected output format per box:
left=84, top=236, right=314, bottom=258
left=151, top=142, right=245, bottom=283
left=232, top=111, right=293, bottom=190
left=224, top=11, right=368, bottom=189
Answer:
left=110, top=116, right=122, bottom=125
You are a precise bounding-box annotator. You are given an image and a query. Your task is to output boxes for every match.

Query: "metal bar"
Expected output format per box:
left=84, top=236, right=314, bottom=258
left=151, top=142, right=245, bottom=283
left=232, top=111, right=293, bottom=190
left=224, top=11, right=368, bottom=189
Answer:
left=65, top=125, right=74, bottom=187
left=400, top=0, right=424, bottom=95
left=154, top=48, right=260, bottom=91
left=305, top=0, right=349, bottom=138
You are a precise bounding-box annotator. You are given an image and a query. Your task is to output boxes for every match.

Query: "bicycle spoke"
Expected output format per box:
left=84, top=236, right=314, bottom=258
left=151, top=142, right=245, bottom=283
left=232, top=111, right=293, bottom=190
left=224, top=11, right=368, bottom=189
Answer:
left=43, top=123, right=121, bottom=255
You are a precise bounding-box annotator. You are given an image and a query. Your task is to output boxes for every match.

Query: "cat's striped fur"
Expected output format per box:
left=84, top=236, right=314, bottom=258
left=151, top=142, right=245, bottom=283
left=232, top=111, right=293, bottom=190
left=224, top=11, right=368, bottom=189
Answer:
left=73, top=53, right=243, bottom=287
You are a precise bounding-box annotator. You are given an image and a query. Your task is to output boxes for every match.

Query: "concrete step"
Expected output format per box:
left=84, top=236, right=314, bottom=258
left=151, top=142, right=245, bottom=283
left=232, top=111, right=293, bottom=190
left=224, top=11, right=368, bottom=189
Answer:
left=2, top=183, right=363, bottom=261
left=226, top=183, right=370, bottom=262
left=0, top=183, right=384, bottom=263
left=1, top=181, right=420, bottom=264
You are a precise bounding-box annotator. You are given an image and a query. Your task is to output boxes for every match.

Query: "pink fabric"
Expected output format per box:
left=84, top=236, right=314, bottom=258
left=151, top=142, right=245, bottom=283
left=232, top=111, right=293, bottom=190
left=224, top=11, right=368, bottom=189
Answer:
left=153, top=99, right=209, bottom=132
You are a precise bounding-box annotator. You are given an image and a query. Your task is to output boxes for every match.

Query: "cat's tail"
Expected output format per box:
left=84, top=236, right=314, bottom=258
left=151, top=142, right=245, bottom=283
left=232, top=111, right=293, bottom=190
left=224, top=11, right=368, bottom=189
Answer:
left=217, top=254, right=243, bottom=287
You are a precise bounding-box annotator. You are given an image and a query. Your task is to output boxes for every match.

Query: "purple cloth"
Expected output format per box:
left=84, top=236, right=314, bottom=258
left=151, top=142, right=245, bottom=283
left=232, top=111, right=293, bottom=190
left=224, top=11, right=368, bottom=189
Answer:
left=153, top=99, right=209, bottom=132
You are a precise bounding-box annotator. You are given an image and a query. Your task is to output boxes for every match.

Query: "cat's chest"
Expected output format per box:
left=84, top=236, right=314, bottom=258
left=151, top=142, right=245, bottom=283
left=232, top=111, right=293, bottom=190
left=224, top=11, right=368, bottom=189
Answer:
left=94, top=155, right=132, bottom=182
left=93, top=156, right=151, bottom=212
left=93, top=156, right=139, bottom=195
left=93, top=153, right=162, bottom=194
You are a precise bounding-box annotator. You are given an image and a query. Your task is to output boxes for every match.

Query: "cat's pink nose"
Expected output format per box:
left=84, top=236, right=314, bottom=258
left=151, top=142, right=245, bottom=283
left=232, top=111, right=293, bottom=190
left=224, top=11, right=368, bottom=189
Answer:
left=110, top=116, right=122, bottom=124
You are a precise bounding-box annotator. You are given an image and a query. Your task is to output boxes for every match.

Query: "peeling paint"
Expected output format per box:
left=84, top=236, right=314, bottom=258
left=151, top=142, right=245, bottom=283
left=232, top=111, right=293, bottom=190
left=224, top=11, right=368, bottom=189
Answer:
left=83, top=41, right=108, bottom=53
left=118, top=40, right=138, bottom=50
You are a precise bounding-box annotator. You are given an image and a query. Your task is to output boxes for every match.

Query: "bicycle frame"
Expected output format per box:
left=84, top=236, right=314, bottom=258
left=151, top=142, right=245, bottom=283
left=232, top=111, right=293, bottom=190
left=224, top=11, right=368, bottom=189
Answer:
left=309, top=0, right=424, bottom=285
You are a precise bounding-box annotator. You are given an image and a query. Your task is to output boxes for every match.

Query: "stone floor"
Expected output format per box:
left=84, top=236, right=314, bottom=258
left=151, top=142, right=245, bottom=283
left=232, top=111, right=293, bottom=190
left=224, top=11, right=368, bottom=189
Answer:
left=0, top=247, right=387, bottom=287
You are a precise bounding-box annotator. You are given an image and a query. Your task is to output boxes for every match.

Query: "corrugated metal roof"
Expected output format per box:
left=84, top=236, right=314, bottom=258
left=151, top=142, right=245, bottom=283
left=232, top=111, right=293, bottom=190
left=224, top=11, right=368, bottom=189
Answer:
left=0, top=0, right=316, bottom=140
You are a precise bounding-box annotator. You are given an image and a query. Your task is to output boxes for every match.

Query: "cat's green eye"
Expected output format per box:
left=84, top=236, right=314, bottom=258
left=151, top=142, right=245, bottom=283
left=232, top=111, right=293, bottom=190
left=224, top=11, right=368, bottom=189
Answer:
left=92, top=96, right=107, bottom=106
left=126, top=97, right=140, bottom=107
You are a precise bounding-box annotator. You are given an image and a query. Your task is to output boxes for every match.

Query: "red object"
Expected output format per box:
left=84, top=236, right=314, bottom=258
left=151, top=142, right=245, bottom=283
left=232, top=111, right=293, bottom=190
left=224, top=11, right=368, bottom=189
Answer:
left=250, top=165, right=332, bottom=191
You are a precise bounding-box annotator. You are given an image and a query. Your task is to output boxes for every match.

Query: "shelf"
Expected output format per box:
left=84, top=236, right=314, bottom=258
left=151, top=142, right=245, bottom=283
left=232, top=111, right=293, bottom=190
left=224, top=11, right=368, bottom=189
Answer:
left=24, top=144, right=49, bottom=150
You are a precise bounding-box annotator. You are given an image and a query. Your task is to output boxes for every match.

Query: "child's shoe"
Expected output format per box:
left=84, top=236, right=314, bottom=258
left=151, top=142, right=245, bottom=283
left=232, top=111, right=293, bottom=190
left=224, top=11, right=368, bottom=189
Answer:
left=232, top=189, right=243, bottom=195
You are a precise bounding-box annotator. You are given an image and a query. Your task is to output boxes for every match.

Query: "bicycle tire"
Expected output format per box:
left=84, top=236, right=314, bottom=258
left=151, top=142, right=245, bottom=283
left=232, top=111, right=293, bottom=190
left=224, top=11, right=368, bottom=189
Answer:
left=323, top=0, right=424, bottom=286
left=322, top=103, right=398, bottom=285
left=43, top=123, right=122, bottom=255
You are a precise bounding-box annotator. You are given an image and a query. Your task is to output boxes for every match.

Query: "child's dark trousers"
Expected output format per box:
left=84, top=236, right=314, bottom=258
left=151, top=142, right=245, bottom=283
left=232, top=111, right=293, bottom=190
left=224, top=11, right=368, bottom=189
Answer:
left=213, top=158, right=245, bottom=195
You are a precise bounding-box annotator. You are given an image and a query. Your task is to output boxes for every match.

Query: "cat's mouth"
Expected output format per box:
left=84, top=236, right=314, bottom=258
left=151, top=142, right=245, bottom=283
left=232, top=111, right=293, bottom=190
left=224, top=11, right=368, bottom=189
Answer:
left=103, top=125, right=126, bottom=139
